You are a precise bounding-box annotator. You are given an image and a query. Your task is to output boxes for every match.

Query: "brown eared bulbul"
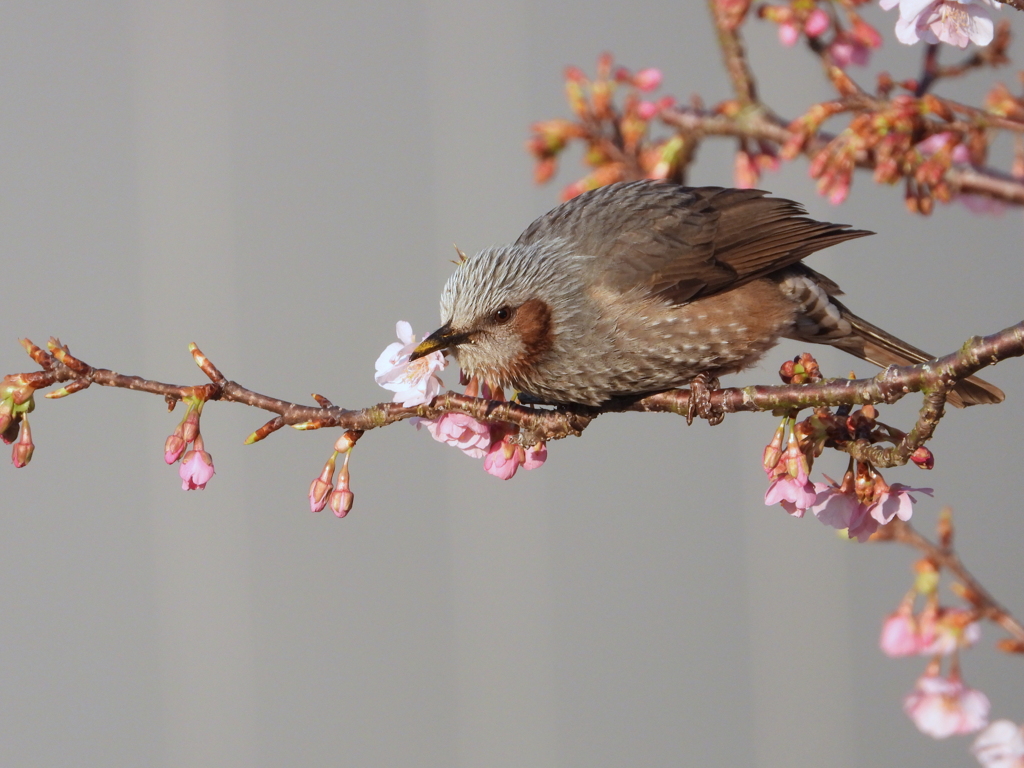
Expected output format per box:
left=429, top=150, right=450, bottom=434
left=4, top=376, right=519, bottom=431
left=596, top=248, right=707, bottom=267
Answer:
left=411, top=180, right=1003, bottom=409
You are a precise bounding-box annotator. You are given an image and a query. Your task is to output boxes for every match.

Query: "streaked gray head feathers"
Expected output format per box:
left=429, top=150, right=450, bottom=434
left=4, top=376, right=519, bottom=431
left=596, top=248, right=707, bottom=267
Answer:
left=440, top=239, right=583, bottom=330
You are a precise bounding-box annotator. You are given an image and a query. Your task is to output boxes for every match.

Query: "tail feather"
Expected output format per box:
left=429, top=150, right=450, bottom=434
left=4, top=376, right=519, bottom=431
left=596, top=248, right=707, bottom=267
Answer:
left=830, top=300, right=1004, bottom=408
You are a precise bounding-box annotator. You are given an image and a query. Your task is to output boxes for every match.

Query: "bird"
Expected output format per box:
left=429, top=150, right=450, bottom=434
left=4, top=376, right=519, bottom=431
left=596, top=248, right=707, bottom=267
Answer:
left=410, top=180, right=1003, bottom=410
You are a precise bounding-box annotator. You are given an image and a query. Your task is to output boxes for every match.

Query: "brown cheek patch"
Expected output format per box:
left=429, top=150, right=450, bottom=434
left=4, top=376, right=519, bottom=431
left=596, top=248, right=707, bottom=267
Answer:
left=514, top=299, right=553, bottom=359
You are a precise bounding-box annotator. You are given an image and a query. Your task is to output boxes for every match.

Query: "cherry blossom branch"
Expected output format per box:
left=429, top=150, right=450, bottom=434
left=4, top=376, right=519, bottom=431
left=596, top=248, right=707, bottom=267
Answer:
left=531, top=5, right=1024, bottom=211
left=661, top=102, right=1024, bottom=205
left=879, top=517, right=1024, bottom=645
left=8, top=320, right=1020, bottom=457
left=707, top=0, right=760, bottom=105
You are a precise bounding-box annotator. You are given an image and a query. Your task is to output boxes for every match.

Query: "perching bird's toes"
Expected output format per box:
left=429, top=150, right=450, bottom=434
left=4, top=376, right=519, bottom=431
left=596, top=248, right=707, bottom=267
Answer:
left=687, top=373, right=725, bottom=426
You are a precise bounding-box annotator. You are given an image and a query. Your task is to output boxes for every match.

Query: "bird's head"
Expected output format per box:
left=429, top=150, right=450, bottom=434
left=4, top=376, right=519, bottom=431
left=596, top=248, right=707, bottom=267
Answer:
left=411, top=241, right=583, bottom=387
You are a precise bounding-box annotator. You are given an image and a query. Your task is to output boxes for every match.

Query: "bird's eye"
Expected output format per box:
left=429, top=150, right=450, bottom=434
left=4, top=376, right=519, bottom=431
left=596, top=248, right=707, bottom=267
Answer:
left=493, top=306, right=513, bottom=324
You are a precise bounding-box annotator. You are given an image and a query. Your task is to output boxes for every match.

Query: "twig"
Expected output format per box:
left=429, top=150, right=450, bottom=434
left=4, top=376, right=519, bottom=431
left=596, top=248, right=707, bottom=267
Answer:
left=884, top=518, right=1024, bottom=644
left=661, top=108, right=1024, bottom=205
left=707, top=0, right=759, bottom=106
left=8, top=321, right=1021, bottom=450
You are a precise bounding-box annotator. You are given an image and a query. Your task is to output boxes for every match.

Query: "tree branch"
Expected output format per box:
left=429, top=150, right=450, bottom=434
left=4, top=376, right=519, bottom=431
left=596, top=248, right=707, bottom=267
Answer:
left=9, top=321, right=1021, bottom=453
left=881, top=518, right=1024, bottom=645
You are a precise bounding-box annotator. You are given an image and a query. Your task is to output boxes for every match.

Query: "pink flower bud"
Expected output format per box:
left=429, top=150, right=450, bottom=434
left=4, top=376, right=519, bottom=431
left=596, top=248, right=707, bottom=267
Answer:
left=0, top=402, right=12, bottom=435
left=309, top=477, right=332, bottom=513
left=804, top=8, right=829, bottom=37
left=778, top=21, right=799, bottom=47
left=164, top=433, right=187, bottom=464
left=633, top=68, right=662, bottom=92
left=308, top=453, right=338, bottom=512
left=181, top=408, right=200, bottom=444
left=10, top=419, right=33, bottom=468
left=637, top=101, right=659, bottom=121
left=329, top=488, right=354, bottom=517
left=762, top=421, right=786, bottom=474
left=911, top=446, right=934, bottom=470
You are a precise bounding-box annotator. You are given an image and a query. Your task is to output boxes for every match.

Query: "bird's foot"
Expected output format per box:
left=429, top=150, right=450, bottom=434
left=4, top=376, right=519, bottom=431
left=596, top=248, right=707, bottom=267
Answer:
left=687, top=373, right=725, bottom=426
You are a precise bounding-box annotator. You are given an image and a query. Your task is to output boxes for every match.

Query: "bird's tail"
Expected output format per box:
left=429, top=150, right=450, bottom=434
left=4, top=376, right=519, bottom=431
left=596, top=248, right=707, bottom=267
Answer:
left=827, top=299, right=1004, bottom=408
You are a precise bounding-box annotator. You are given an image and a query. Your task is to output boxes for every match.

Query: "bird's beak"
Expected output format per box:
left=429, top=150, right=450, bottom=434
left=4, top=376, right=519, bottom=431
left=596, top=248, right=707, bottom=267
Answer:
left=409, top=324, right=472, bottom=361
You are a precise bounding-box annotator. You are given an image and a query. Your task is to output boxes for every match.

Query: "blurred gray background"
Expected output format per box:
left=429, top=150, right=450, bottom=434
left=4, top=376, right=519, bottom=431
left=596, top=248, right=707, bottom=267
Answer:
left=1, top=2, right=1021, bottom=766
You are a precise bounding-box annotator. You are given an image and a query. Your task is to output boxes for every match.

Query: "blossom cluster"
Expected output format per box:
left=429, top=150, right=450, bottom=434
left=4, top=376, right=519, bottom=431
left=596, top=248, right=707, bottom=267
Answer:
left=163, top=396, right=215, bottom=490
left=308, top=432, right=356, bottom=517
left=762, top=403, right=932, bottom=541
left=375, top=322, right=547, bottom=481
left=878, top=562, right=990, bottom=739
left=759, top=1, right=883, bottom=67
left=533, top=0, right=1016, bottom=216
left=525, top=53, right=680, bottom=200
left=1, top=373, right=37, bottom=468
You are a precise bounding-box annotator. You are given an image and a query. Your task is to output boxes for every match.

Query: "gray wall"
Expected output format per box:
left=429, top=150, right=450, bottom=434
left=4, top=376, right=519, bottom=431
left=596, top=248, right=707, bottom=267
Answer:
left=1, top=2, right=1021, bottom=766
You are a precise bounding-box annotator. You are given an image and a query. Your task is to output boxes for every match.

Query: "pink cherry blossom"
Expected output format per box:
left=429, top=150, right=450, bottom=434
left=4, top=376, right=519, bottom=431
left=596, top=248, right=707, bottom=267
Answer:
left=904, top=673, right=990, bottom=738
left=868, top=483, right=932, bottom=524
left=634, top=68, right=662, bottom=92
left=523, top=442, right=547, bottom=470
left=482, top=431, right=546, bottom=480
left=179, top=445, right=215, bottom=490
left=881, top=0, right=997, bottom=49
left=881, top=607, right=923, bottom=656
left=847, top=504, right=881, bottom=542
left=920, top=608, right=982, bottom=656
left=484, top=434, right=524, bottom=480
left=374, top=321, right=447, bottom=407
left=973, top=720, right=1024, bottom=768
left=764, top=474, right=818, bottom=516
left=764, top=433, right=817, bottom=515
left=811, top=484, right=863, bottom=530
left=416, top=412, right=492, bottom=458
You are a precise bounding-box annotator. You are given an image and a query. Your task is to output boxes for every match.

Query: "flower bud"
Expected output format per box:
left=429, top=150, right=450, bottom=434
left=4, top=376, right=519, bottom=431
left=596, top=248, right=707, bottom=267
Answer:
left=164, top=432, right=187, bottom=464
left=309, top=476, right=333, bottom=513
left=633, top=68, right=662, bottom=93
left=0, top=401, right=12, bottom=435
left=329, top=488, right=354, bottom=518
left=911, top=446, right=934, bottom=470
left=804, top=8, right=829, bottom=37
left=181, top=408, right=200, bottom=444
left=762, top=420, right=786, bottom=474
left=11, top=419, right=34, bottom=468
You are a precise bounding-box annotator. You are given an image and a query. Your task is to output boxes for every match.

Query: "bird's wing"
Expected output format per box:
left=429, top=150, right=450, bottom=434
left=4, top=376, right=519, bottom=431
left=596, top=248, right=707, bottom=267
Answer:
left=515, top=181, right=870, bottom=304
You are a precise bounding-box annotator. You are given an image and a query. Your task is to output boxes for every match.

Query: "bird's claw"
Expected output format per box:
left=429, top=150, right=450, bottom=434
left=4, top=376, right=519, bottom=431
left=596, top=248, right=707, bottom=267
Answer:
left=687, top=373, right=725, bottom=426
